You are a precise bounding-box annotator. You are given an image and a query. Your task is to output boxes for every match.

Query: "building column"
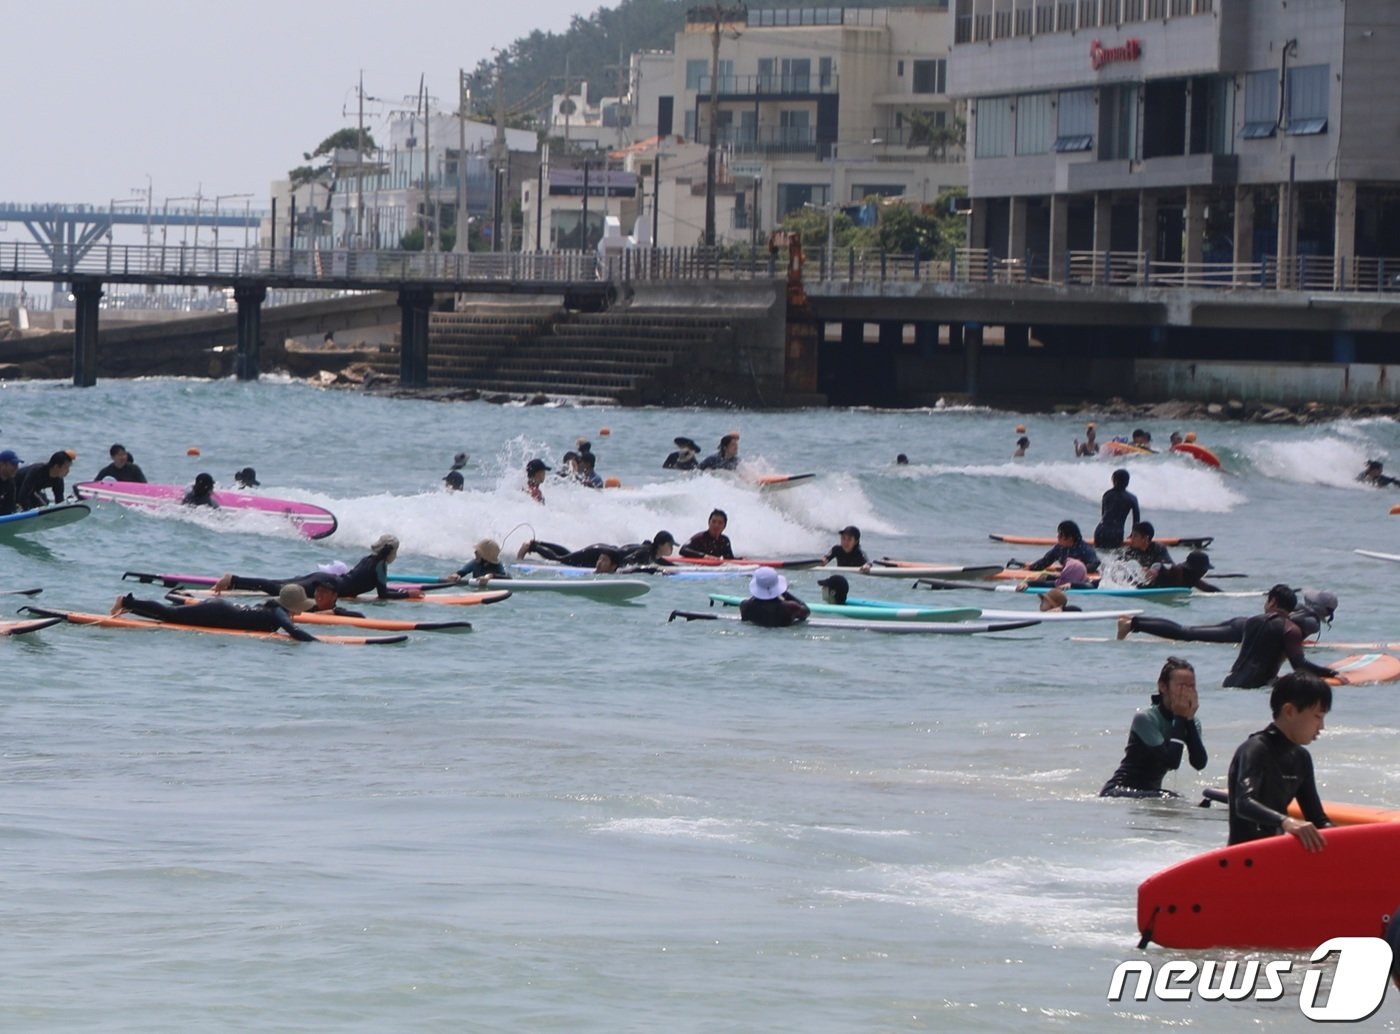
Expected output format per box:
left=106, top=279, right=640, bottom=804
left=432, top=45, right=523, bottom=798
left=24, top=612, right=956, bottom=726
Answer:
left=963, top=323, right=983, bottom=398
left=1233, top=186, right=1255, bottom=282
left=1093, top=193, right=1113, bottom=251
left=398, top=287, right=436, bottom=387
left=1277, top=181, right=1297, bottom=288
left=1048, top=195, right=1070, bottom=283
left=71, top=279, right=103, bottom=388
left=1185, top=188, right=1206, bottom=268
left=1137, top=191, right=1159, bottom=265
left=968, top=201, right=988, bottom=251
left=1335, top=180, right=1358, bottom=290
left=234, top=284, right=267, bottom=382
left=1009, top=197, right=1029, bottom=278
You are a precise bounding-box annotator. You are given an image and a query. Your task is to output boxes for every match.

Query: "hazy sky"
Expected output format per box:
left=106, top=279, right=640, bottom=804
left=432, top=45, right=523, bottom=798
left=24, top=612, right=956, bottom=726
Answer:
left=2, top=0, right=603, bottom=207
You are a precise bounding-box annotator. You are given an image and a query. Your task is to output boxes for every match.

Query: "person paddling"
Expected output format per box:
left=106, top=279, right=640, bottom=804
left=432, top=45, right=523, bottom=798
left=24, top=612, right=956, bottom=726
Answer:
left=15, top=450, right=73, bottom=510
left=680, top=509, right=735, bottom=559
left=445, top=538, right=512, bottom=583
left=517, top=532, right=676, bottom=572
left=213, top=535, right=422, bottom=600
left=699, top=433, right=740, bottom=471
left=112, top=583, right=320, bottom=642
left=822, top=525, right=869, bottom=569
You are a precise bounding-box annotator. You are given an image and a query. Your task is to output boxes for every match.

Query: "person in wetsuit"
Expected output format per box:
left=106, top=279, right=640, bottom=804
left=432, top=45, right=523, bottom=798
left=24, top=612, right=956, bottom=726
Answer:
left=822, top=525, right=869, bottom=568
left=1117, top=585, right=1335, bottom=645
left=93, top=443, right=147, bottom=483
left=213, top=535, right=422, bottom=600
left=663, top=436, right=701, bottom=470
left=0, top=448, right=21, bottom=516
left=182, top=472, right=219, bottom=508
left=1227, top=672, right=1333, bottom=850
left=310, top=581, right=365, bottom=618
left=1143, top=549, right=1220, bottom=592
left=517, top=531, right=676, bottom=572
left=681, top=509, right=735, bottom=559
left=1094, top=469, right=1140, bottom=549
left=1223, top=584, right=1343, bottom=689
left=1357, top=460, right=1400, bottom=487
left=445, top=538, right=512, bottom=583
left=1100, top=656, right=1208, bottom=798
left=15, top=450, right=73, bottom=510
left=1119, top=521, right=1174, bottom=573
left=1022, top=520, right=1100, bottom=573
left=112, top=583, right=319, bottom=642
left=699, top=433, right=740, bottom=471
left=739, top=567, right=810, bottom=627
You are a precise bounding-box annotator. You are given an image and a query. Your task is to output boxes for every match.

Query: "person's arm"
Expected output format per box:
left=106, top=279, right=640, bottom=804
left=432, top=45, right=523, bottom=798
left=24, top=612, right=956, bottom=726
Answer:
left=271, top=605, right=318, bottom=642
left=679, top=534, right=704, bottom=558
left=1282, top=626, right=1342, bottom=680
left=130, top=464, right=147, bottom=483
left=1077, top=543, right=1101, bottom=573
left=374, top=560, right=419, bottom=599
left=1193, top=578, right=1221, bottom=594
left=1293, top=752, right=1331, bottom=830
left=1177, top=717, right=1208, bottom=771
left=1026, top=545, right=1059, bottom=572
left=1130, top=494, right=1141, bottom=526
left=720, top=537, right=734, bottom=560
left=781, top=593, right=810, bottom=622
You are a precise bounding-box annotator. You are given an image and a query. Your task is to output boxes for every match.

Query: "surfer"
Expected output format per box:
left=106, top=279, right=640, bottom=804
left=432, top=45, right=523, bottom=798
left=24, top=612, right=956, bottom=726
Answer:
left=895, top=453, right=909, bottom=465
left=1131, top=429, right=1156, bottom=452
left=1012, top=436, right=1030, bottom=458
left=699, top=433, right=740, bottom=471
left=1357, top=460, right=1400, bottom=487
left=822, top=526, right=870, bottom=569
left=1141, top=549, right=1219, bottom=591
left=182, top=472, right=219, bottom=508
left=213, top=535, right=423, bottom=600
left=1037, top=588, right=1081, bottom=612
left=311, top=582, right=365, bottom=618
left=576, top=452, right=603, bottom=489
left=663, top=436, right=701, bottom=470
left=1119, top=521, right=1174, bottom=574
left=1016, top=558, right=1093, bottom=592
left=525, top=458, right=549, bottom=503
left=739, top=567, right=810, bottom=627
left=94, top=444, right=147, bottom=483
left=817, top=573, right=850, bottom=604
left=446, top=538, right=511, bottom=583
left=0, top=448, right=20, bottom=515
left=1226, top=672, right=1333, bottom=850
left=1093, top=469, right=1140, bottom=549
left=111, top=583, right=320, bottom=642
left=234, top=467, right=260, bottom=489
left=15, top=450, right=73, bottom=510
left=517, top=531, right=676, bottom=572
left=1074, top=422, right=1099, bottom=457
left=443, top=471, right=464, bottom=491
left=680, top=509, right=736, bottom=560
left=1223, top=585, right=1345, bottom=689
left=1168, top=431, right=1184, bottom=446
left=1117, top=586, right=1337, bottom=643
left=1020, top=520, right=1100, bottom=573
left=1099, top=656, right=1207, bottom=798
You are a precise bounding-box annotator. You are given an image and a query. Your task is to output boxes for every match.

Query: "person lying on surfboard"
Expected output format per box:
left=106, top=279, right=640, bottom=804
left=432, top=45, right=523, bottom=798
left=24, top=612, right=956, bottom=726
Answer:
left=1017, top=520, right=1100, bottom=573
left=182, top=472, right=220, bottom=508
left=1130, top=428, right=1156, bottom=452
left=1100, top=656, right=1207, bottom=799
left=311, top=581, right=365, bottom=618
left=739, top=567, right=809, bottom=628
left=1117, top=586, right=1337, bottom=645
left=445, top=538, right=512, bottom=584
left=1094, top=469, right=1139, bottom=549
left=1357, top=460, right=1400, bottom=488
left=1222, top=585, right=1345, bottom=689
left=822, top=526, right=870, bottom=570
left=1140, top=549, right=1220, bottom=592
left=1227, top=672, right=1333, bottom=851
left=112, top=583, right=321, bottom=642
left=213, top=535, right=423, bottom=600
left=517, top=531, right=677, bottom=572
left=680, top=509, right=735, bottom=559
left=698, top=432, right=740, bottom=472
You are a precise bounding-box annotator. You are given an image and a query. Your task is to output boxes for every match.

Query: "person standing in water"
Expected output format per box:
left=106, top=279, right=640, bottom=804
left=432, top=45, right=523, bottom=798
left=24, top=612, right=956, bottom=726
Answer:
left=1094, top=469, right=1140, bottom=549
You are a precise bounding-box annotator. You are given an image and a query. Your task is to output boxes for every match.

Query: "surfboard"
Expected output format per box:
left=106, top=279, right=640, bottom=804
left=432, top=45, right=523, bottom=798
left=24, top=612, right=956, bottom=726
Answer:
left=1021, top=584, right=1191, bottom=599
left=989, top=533, right=1214, bottom=549
left=1137, top=822, right=1400, bottom=949
left=756, top=472, right=816, bottom=491
left=291, top=612, right=471, bottom=632
left=670, top=555, right=824, bottom=570
left=20, top=606, right=406, bottom=645
left=1170, top=442, right=1222, bottom=467
left=1102, top=441, right=1154, bottom=457
left=1200, top=787, right=1400, bottom=826
left=391, top=571, right=651, bottom=600
left=1324, top=652, right=1400, bottom=685
left=0, top=616, right=63, bottom=636
left=1354, top=548, right=1400, bottom=564
left=951, top=607, right=1143, bottom=624
left=0, top=503, right=91, bottom=537
left=404, top=590, right=513, bottom=607
left=75, top=481, right=338, bottom=540
left=706, top=593, right=981, bottom=623
left=668, top=610, right=1040, bottom=635
left=1389, top=504, right=1400, bottom=516
left=862, top=564, right=1005, bottom=580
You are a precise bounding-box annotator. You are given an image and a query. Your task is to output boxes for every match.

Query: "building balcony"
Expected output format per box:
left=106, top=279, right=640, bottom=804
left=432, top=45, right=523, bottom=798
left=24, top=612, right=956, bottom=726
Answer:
left=954, top=0, right=1214, bottom=45
left=696, top=73, right=838, bottom=98
left=718, top=127, right=822, bottom=155
left=1065, top=152, right=1237, bottom=192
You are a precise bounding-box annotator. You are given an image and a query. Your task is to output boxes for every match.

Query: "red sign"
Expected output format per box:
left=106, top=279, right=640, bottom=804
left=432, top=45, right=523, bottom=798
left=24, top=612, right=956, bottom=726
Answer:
left=1090, top=38, right=1142, bottom=71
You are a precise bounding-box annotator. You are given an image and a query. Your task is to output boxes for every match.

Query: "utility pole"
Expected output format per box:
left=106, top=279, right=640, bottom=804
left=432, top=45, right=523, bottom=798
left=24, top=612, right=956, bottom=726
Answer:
left=422, top=76, right=433, bottom=250
left=492, top=51, right=507, bottom=252
left=456, top=67, right=469, bottom=252
left=356, top=70, right=365, bottom=246
left=697, top=4, right=744, bottom=248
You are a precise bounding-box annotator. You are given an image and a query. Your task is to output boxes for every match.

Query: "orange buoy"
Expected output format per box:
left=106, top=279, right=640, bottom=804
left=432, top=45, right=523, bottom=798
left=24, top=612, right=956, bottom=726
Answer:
left=599, top=427, right=611, bottom=436
left=186, top=447, right=201, bottom=456
left=604, top=477, right=622, bottom=488
left=1015, top=424, right=1026, bottom=434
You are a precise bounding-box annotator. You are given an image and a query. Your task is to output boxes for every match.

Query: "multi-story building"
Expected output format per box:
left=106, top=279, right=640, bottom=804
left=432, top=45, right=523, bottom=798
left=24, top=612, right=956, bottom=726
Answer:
left=949, top=0, right=1400, bottom=284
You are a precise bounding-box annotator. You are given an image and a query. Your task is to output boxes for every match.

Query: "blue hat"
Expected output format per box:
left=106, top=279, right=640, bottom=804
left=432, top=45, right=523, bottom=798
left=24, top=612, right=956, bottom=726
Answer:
left=0, top=449, right=20, bottom=464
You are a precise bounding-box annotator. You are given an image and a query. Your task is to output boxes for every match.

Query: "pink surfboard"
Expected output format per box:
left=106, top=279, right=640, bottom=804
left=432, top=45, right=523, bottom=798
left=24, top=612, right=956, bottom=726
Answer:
left=74, top=481, right=338, bottom=540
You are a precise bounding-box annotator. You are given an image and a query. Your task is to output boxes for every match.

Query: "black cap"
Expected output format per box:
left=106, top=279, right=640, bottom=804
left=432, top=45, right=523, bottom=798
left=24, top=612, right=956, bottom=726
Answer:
left=653, top=530, right=676, bottom=547
left=818, top=574, right=850, bottom=590
left=673, top=436, right=700, bottom=452
left=837, top=525, right=861, bottom=540
left=234, top=466, right=260, bottom=486
left=1184, top=549, right=1213, bottom=571
left=526, top=458, right=550, bottom=475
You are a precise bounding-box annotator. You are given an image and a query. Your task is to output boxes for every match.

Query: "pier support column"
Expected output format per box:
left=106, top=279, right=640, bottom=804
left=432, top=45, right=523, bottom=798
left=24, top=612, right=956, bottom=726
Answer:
left=1048, top=195, right=1069, bottom=283
left=1137, top=191, right=1159, bottom=265
left=71, top=279, right=103, bottom=388
left=234, top=284, right=267, bottom=381
left=1008, top=198, right=1029, bottom=276
left=1277, top=181, right=1297, bottom=288
left=1185, top=188, right=1206, bottom=269
left=915, top=322, right=940, bottom=358
left=398, top=287, right=436, bottom=387
left=963, top=322, right=983, bottom=399
left=1233, top=186, right=1255, bottom=282
left=1335, top=181, right=1357, bottom=289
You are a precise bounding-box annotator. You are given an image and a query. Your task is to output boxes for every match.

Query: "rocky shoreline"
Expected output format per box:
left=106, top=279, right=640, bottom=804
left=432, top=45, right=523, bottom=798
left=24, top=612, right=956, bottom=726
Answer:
left=1049, top=397, right=1400, bottom=426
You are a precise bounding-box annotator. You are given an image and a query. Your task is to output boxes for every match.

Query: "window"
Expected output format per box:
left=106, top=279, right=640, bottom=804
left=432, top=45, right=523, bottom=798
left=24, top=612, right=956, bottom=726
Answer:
left=684, top=109, right=697, bottom=140
left=975, top=96, right=1013, bottom=158
left=1241, top=69, right=1278, bottom=138
left=782, top=58, right=812, bottom=92
left=819, top=56, right=834, bottom=89
left=1099, top=83, right=1139, bottom=160
left=1287, top=64, right=1329, bottom=134
left=686, top=59, right=707, bottom=91
left=913, top=59, right=947, bottom=95
left=897, top=59, right=905, bottom=77
left=1054, top=88, right=1094, bottom=152
left=1016, top=92, right=1054, bottom=155
left=779, top=109, right=811, bottom=146
left=777, top=182, right=830, bottom=217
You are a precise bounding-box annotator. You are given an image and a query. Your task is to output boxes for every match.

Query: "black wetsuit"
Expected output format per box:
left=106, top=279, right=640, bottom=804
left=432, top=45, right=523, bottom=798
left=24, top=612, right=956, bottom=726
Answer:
left=823, top=544, right=869, bottom=568
left=14, top=463, right=64, bottom=510
left=662, top=451, right=699, bottom=470
left=94, top=461, right=147, bottom=483
left=698, top=451, right=739, bottom=471
left=525, top=540, right=664, bottom=569
left=1223, top=611, right=1337, bottom=689
left=1100, top=696, right=1208, bottom=798
left=739, top=594, right=810, bottom=627
left=1227, top=723, right=1330, bottom=844
left=1027, top=541, right=1100, bottom=573
left=1125, top=605, right=1322, bottom=642
left=1120, top=542, right=1174, bottom=569
left=453, top=557, right=511, bottom=580
left=315, top=604, right=366, bottom=618
left=182, top=488, right=219, bottom=508
left=0, top=476, right=16, bottom=516
left=681, top=531, right=735, bottom=560
left=121, top=594, right=315, bottom=641
left=224, top=553, right=413, bottom=600
left=1149, top=566, right=1218, bottom=592
left=1094, top=487, right=1140, bottom=549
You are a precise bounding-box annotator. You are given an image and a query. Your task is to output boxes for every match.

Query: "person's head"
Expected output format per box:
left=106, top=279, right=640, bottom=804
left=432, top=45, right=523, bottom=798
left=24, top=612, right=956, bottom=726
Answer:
left=1128, top=521, right=1156, bottom=549
left=475, top=538, right=502, bottom=565
left=443, top=470, right=464, bottom=491
left=278, top=583, right=313, bottom=614
left=1365, top=460, right=1384, bottom=474
left=818, top=573, right=849, bottom=604
left=1039, top=587, right=1068, bottom=612
left=1056, top=519, right=1083, bottom=546
left=371, top=533, right=400, bottom=565
left=234, top=466, right=259, bottom=487
left=0, top=448, right=20, bottom=475
left=1155, top=656, right=1197, bottom=714
left=720, top=432, right=740, bottom=458
left=312, top=582, right=340, bottom=611
left=652, top=530, right=676, bottom=557
left=895, top=453, right=909, bottom=465
left=673, top=436, right=700, bottom=458
left=1184, top=432, right=1197, bottom=443
left=1270, top=672, right=1332, bottom=745
left=1055, top=558, right=1088, bottom=587
left=192, top=471, right=215, bottom=493
left=1302, top=588, right=1339, bottom=624
left=1111, top=468, right=1130, bottom=489
left=1265, top=583, right=1298, bottom=614
left=1183, top=550, right=1213, bottom=578
left=1085, top=422, right=1097, bottom=439
left=526, top=458, right=549, bottom=484
left=48, top=450, right=73, bottom=475
left=576, top=437, right=592, bottom=455
left=1169, top=431, right=1184, bottom=445
left=1131, top=428, right=1151, bottom=445
left=838, top=525, right=861, bottom=550
left=707, top=508, right=728, bottom=536
left=559, top=450, right=579, bottom=474
left=595, top=553, right=617, bottom=574
left=749, top=566, right=786, bottom=600
left=579, top=452, right=596, bottom=472
left=109, top=443, right=130, bottom=466
left=451, top=451, right=468, bottom=470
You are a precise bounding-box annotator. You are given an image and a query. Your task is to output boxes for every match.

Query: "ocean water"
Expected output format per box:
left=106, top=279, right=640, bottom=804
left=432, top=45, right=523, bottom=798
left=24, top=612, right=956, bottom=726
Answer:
left=2, top=378, right=1398, bottom=1033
